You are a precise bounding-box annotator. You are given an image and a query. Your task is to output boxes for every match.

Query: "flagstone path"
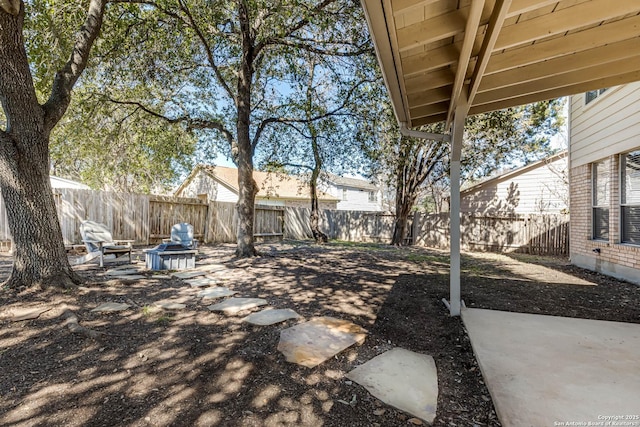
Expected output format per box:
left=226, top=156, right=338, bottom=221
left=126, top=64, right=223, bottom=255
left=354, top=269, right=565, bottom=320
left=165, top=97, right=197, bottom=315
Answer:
left=346, top=348, right=439, bottom=424
left=198, top=287, right=236, bottom=299
left=91, top=302, right=131, bottom=312
left=88, top=263, right=439, bottom=423
left=277, top=317, right=368, bottom=368
left=243, top=308, right=300, bottom=326
left=207, top=297, right=268, bottom=313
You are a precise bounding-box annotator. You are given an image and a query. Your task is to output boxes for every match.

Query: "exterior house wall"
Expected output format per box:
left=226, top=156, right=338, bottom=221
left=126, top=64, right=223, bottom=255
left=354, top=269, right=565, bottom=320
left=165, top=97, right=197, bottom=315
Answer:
left=461, top=157, right=568, bottom=215
left=571, top=83, right=640, bottom=168
left=177, top=168, right=338, bottom=210
left=256, top=198, right=336, bottom=209
left=323, top=183, right=382, bottom=211
left=569, top=83, right=640, bottom=285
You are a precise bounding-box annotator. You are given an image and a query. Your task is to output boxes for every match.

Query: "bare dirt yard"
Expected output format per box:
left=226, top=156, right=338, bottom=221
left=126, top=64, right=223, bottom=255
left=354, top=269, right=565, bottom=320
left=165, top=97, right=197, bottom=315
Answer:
left=1, top=241, right=639, bottom=427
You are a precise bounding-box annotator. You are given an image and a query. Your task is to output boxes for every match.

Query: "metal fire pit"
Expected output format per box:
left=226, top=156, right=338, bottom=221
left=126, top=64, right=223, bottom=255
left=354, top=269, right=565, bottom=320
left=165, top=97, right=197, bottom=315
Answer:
left=143, top=243, right=197, bottom=270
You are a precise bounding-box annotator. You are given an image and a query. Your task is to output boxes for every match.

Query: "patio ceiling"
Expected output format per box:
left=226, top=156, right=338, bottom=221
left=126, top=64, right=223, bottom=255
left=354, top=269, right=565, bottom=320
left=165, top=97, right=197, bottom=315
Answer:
left=361, top=0, right=640, bottom=129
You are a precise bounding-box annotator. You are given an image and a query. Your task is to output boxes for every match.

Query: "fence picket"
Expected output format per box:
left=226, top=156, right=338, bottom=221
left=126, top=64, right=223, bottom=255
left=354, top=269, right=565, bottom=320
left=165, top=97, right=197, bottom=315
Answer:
left=0, top=187, right=569, bottom=256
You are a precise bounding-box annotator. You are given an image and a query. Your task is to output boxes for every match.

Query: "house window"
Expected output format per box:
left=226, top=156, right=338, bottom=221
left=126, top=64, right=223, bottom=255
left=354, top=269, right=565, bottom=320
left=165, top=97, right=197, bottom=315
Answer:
left=368, top=191, right=377, bottom=202
left=592, top=159, right=610, bottom=241
left=342, top=189, right=347, bottom=201
left=585, top=88, right=607, bottom=105
left=621, top=150, right=640, bottom=244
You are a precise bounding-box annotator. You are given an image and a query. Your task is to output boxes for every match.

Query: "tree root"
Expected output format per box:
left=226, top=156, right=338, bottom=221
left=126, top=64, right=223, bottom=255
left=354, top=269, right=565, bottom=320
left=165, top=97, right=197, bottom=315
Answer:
left=62, top=309, right=103, bottom=340
left=313, top=230, right=329, bottom=244
left=3, top=269, right=82, bottom=291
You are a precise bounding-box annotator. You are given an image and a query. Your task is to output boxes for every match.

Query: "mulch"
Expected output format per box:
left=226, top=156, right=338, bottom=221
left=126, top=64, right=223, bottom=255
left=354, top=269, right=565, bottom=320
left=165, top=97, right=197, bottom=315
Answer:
left=0, top=242, right=638, bottom=426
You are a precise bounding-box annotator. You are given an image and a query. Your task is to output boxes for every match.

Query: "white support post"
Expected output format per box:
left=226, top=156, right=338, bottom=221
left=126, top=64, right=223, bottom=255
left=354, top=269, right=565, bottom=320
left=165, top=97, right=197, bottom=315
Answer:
left=448, top=93, right=468, bottom=316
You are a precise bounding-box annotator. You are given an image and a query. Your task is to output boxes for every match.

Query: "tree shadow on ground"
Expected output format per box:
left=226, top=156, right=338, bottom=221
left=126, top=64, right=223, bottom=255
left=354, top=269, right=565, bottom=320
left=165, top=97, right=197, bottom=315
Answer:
left=0, top=242, right=638, bottom=426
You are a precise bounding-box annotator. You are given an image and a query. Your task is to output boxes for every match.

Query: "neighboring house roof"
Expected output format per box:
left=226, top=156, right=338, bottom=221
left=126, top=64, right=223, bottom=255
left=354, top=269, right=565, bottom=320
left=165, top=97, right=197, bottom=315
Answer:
left=50, top=176, right=90, bottom=190
left=322, top=172, right=378, bottom=191
left=175, top=165, right=340, bottom=201
left=460, top=151, right=568, bottom=197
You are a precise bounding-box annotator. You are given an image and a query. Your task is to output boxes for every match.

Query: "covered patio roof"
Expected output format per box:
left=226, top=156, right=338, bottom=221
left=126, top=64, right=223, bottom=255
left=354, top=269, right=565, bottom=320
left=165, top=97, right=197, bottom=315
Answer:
left=361, top=0, right=640, bottom=316
left=362, top=0, right=640, bottom=129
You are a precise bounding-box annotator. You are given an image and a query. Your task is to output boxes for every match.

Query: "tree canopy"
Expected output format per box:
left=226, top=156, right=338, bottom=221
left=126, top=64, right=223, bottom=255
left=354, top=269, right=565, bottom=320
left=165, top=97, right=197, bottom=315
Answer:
left=369, top=97, right=566, bottom=244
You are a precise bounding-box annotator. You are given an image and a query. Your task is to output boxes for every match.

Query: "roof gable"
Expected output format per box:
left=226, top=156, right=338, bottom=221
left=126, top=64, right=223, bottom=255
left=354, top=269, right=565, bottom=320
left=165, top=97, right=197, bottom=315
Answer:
left=176, top=165, right=339, bottom=201
left=322, top=172, right=378, bottom=191
left=461, top=150, right=567, bottom=196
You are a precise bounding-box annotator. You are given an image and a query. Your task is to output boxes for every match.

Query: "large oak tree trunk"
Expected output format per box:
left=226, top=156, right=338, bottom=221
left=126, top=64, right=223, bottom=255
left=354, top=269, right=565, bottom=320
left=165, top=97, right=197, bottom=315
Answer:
left=234, top=1, right=257, bottom=257
left=391, top=195, right=414, bottom=246
left=0, top=6, right=81, bottom=288
left=310, top=169, right=328, bottom=244
left=391, top=163, right=417, bottom=246
left=309, top=124, right=328, bottom=243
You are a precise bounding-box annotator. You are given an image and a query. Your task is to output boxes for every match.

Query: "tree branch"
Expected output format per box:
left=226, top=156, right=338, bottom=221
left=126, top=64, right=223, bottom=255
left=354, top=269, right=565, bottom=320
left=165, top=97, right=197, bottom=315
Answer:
left=176, top=0, right=236, bottom=103
left=251, top=77, right=376, bottom=150
left=269, top=40, right=373, bottom=57
left=107, top=97, right=234, bottom=146
left=43, top=0, right=107, bottom=131
left=254, top=0, right=337, bottom=57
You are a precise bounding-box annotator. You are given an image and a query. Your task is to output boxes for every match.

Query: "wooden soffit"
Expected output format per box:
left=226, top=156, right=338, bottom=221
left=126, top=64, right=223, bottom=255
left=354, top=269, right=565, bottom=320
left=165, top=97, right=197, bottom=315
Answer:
left=361, top=0, right=640, bottom=128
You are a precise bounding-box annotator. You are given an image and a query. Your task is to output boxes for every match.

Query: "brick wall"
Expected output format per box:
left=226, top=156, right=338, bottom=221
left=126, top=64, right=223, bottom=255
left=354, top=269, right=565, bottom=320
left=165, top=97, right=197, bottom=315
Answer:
left=570, top=159, right=640, bottom=284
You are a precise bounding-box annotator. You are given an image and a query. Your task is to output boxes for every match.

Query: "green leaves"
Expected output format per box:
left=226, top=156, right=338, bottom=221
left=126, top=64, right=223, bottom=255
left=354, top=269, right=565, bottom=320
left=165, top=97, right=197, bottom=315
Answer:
left=49, top=84, right=196, bottom=193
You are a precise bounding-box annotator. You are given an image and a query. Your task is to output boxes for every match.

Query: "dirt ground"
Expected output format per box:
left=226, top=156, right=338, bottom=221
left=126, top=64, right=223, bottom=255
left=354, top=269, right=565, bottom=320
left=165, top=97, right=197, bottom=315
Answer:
left=1, top=241, right=639, bottom=427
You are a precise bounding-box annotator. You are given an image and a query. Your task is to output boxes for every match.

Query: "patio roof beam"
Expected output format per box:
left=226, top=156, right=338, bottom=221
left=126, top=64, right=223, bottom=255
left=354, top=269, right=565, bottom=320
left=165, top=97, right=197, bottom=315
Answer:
left=468, top=69, right=640, bottom=116
left=445, top=0, right=485, bottom=129
left=478, top=37, right=640, bottom=93
left=473, top=55, right=640, bottom=106
left=467, top=0, right=512, bottom=108
left=399, top=123, right=450, bottom=142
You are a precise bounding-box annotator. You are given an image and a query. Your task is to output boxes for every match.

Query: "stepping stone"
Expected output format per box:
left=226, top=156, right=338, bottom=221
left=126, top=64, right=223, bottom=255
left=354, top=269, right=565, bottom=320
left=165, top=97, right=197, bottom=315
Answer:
left=172, top=270, right=206, bottom=279
left=105, top=269, right=140, bottom=276
left=277, top=317, right=367, bottom=368
left=243, top=308, right=300, bottom=326
left=186, top=277, right=219, bottom=288
left=110, top=274, right=146, bottom=280
left=198, top=287, right=236, bottom=299
left=110, top=265, right=144, bottom=271
left=207, top=297, right=267, bottom=314
left=154, top=301, right=187, bottom=310
left=7, top=307, right=51, bottom=322
left=91, top=302, right=130, bottom=312
left=152, top=274, right=172, bottom=279
left=346, top=348, right=438, bottom=425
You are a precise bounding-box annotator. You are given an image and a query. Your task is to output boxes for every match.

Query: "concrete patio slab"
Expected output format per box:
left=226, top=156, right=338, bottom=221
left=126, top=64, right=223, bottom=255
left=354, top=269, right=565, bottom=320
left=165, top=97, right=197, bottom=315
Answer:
left=346, top=348, right=438, bottom=425
left=207, top=297, right=267, bottom=314
left=462, top=308, right=640, bottom=427
left=198, top=287, right=236, bottom=299
left=243, top=308, right=301, bottom=326
left=277, top=317, right=367, bottom=368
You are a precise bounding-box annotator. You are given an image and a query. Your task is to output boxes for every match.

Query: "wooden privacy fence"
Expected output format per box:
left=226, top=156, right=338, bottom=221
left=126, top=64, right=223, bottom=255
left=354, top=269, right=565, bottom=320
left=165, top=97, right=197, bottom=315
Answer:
left=413, top=213, right=569, bottom=256
left=284, top=208, right=396, bottom=242
left=0, top=187, right=568, bottom=256
left=285, top=208, right=569, bottom=256
left=0, top=189, right=285, bottom=250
